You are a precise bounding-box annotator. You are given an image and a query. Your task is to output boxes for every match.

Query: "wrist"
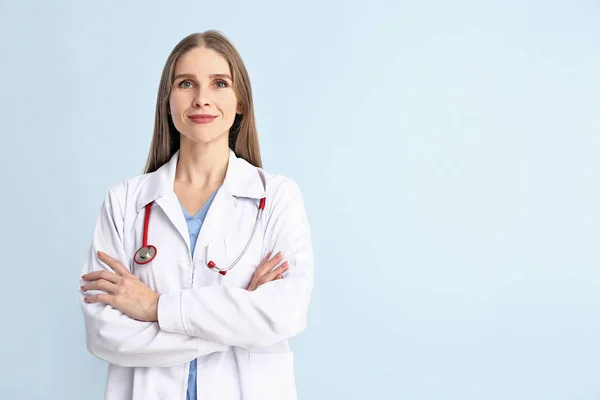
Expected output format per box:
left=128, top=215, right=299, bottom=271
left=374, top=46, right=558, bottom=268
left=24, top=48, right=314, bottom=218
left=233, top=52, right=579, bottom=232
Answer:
left=150, top=293, right=160, bottom=322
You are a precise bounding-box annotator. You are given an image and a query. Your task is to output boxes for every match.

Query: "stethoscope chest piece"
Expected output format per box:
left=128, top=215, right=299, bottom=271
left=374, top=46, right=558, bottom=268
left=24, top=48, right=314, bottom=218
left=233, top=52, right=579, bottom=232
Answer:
left=134, top=245, right=157, bottom=265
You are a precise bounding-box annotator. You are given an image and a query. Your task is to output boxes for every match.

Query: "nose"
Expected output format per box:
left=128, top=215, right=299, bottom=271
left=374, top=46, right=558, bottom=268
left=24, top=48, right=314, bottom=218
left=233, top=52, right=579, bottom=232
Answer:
left=193, top=86, right=211, bottom=108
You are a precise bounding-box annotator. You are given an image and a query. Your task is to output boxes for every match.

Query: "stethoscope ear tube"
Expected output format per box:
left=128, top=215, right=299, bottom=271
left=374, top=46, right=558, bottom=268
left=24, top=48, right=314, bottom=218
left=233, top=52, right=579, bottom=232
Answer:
left=206, top=197, right=266, bottom=275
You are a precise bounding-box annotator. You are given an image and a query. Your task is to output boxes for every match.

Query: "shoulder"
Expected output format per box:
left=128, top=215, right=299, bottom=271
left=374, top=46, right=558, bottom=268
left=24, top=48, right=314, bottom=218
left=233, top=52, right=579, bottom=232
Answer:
left=258, top=168, right=302, bottom=200
left=107, top=171, right=149, bottom=198
left=102, top=172, right=152, bottom=216
left=253, top=167, right=312, bottom=245
left=255, top=167, right=306, bottom=216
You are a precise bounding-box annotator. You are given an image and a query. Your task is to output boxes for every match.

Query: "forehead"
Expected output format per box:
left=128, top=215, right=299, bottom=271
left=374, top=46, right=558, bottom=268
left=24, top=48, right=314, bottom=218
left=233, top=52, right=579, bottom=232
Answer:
left=174, top=47, right=231, bottom=76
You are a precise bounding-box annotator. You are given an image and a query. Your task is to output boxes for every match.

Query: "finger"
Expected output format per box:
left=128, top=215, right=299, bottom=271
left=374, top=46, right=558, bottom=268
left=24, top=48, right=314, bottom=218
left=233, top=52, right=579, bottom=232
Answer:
left=84, top=293, right=114, bottom=306
left=254, top=251, right=273, bottom=272
left=254, top=251, right=283, bottom=277
left=248, top=252, right=282, bottom=290
left=97, top=251, right=130, bottom=276
left=260, top=261, right=289, bottom=284
left=262, top=251, right=273, bottom=264
left=81, top=270, right=120, bottom=284
left=246, top=276, right=260, bottom=291
left=81, top=279, right=118, bottom=294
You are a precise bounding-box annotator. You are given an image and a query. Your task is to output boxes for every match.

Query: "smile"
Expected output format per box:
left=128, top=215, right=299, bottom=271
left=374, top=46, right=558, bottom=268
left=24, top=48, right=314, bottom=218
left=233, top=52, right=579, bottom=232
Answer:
left=188, top=115, right=217, bottom=124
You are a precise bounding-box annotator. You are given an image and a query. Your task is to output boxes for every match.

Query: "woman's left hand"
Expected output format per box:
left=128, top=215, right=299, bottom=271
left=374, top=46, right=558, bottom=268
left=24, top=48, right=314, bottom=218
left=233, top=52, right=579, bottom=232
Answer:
left=81, top=251, right=159, bottom=322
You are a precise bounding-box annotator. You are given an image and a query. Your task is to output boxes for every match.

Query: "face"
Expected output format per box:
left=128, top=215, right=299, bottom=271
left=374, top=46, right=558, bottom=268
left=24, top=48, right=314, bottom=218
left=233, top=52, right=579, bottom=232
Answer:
left=169, top=47, right=241, bottom=145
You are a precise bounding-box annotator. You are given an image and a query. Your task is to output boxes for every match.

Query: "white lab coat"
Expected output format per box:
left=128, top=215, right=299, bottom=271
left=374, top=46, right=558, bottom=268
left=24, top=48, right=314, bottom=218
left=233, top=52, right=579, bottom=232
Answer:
left=79, top=149, right=314, bottom=400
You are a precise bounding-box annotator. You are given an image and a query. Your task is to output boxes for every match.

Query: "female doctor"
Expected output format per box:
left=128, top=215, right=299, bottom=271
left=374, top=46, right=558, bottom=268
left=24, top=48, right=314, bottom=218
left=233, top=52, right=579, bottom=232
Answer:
left=79, top=30, right=314, bottom=400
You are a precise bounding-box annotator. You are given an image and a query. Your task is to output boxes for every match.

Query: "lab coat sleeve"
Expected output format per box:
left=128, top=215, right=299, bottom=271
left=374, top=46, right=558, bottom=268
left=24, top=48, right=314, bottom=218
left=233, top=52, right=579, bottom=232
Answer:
left=157, top=177, right=314, bottom=348
left=79, top=184, right=228, bottom=367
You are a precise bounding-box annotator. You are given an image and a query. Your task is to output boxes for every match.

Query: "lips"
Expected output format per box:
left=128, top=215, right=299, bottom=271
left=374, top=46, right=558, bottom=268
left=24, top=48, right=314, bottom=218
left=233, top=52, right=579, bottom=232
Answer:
left=189, top=115, right=217, bottom=124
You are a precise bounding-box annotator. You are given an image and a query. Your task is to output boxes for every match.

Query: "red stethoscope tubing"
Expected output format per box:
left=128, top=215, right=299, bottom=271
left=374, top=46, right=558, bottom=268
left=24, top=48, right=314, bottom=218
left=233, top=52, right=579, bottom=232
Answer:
left=142, top=203, right=151, bottom=247
left=133, top=203, right=157, bottom=265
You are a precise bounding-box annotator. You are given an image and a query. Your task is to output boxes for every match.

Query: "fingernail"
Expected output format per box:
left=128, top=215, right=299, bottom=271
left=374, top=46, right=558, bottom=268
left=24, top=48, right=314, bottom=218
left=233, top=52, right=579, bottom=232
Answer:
left=97, top=251, right=102, bottom=257
left=276, top=251, right=283, bottom=258
left=80, top=285, right=85, bottom=291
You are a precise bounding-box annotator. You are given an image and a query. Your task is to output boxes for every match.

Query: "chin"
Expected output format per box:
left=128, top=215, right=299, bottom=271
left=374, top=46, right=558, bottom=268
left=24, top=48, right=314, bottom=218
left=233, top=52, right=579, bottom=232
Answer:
left=183, top=129, right=228, bottom=145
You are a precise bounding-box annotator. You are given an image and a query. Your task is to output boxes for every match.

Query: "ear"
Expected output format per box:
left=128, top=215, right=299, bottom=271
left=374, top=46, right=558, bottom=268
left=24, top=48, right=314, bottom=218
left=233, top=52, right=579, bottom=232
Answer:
left=236, top=102, right=243, bottom=115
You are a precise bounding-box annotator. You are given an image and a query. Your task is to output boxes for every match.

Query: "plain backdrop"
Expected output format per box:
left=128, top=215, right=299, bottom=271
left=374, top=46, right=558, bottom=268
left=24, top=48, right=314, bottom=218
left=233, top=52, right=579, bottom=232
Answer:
left=1, top=0, right=599, bottom=399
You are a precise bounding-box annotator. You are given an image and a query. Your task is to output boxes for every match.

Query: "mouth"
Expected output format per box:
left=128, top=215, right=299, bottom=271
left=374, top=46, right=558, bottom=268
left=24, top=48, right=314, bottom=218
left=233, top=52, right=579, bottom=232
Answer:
left=188, top=115, right=217, bottom=124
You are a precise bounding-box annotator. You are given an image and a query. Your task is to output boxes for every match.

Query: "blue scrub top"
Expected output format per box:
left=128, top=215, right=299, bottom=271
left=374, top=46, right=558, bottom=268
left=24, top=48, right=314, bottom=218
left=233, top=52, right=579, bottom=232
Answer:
left=179, top=187, right=220, bottom=400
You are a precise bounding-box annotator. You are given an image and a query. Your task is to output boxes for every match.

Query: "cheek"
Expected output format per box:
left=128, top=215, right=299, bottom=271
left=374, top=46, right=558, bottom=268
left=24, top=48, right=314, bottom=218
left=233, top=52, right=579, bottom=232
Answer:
left=168, top=100, right=176, bottom=114
left=168, top=95, right=189, bottom=133
left=169, top=94, right=185, bottom=115
left=216, top=93, right=239, bottom=116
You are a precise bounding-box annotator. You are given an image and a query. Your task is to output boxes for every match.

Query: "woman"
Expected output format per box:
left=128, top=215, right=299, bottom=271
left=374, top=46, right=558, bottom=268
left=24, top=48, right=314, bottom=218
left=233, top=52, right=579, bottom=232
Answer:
left=79, top=30, right=314, bottom=400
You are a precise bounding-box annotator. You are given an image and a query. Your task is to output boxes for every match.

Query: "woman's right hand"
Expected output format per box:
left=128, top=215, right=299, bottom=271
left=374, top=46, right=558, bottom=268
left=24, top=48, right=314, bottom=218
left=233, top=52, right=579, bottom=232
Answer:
left=246, top=251, right=288, bottom=291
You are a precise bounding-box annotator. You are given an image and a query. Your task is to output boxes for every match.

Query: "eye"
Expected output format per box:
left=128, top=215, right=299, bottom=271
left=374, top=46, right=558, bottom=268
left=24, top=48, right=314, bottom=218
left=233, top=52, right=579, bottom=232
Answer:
left=215, top=80, right=229, bottom=88
left=178, top=80, right=193, bottom=89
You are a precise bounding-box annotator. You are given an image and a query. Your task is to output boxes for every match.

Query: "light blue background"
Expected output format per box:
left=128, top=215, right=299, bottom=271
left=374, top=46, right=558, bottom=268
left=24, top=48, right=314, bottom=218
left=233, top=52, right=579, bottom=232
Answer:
left=1, top=0, right=599, bottom=399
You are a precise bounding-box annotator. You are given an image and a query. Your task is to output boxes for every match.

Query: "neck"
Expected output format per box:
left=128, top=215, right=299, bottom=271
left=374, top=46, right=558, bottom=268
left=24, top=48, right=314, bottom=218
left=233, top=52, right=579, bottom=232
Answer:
left=175, top=137, right=229, bottom=189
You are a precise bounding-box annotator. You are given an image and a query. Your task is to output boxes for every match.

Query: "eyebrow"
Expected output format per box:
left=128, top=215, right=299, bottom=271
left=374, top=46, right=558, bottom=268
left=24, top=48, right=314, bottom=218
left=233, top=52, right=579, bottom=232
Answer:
left=173, top=73, right=233, bottom=81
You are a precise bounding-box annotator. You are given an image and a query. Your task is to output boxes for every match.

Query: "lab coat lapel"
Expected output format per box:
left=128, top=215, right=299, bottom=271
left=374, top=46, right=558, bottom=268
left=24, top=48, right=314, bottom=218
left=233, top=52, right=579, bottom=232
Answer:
left=192, top=149, right=266, bottom=261
left=137, top=151, right=191, bottom=255
left=155, top=192, right=192, bottom=254
left=192, top=185, right=236, bottom=261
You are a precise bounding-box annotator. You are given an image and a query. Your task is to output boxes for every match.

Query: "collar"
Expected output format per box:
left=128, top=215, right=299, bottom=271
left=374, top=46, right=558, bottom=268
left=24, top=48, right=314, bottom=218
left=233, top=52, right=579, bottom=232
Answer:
left=136, top=148, right=265, bottom=212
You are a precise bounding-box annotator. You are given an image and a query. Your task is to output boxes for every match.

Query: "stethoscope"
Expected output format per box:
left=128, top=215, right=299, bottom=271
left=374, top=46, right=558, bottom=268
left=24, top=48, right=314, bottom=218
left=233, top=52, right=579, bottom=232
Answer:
left=134, top=197, right=266, bottom=275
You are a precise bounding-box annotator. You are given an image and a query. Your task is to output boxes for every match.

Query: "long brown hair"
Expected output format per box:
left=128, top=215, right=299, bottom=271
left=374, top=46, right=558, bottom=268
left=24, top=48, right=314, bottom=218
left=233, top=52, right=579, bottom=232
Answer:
left=143, top=30, right=262, bottom=173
